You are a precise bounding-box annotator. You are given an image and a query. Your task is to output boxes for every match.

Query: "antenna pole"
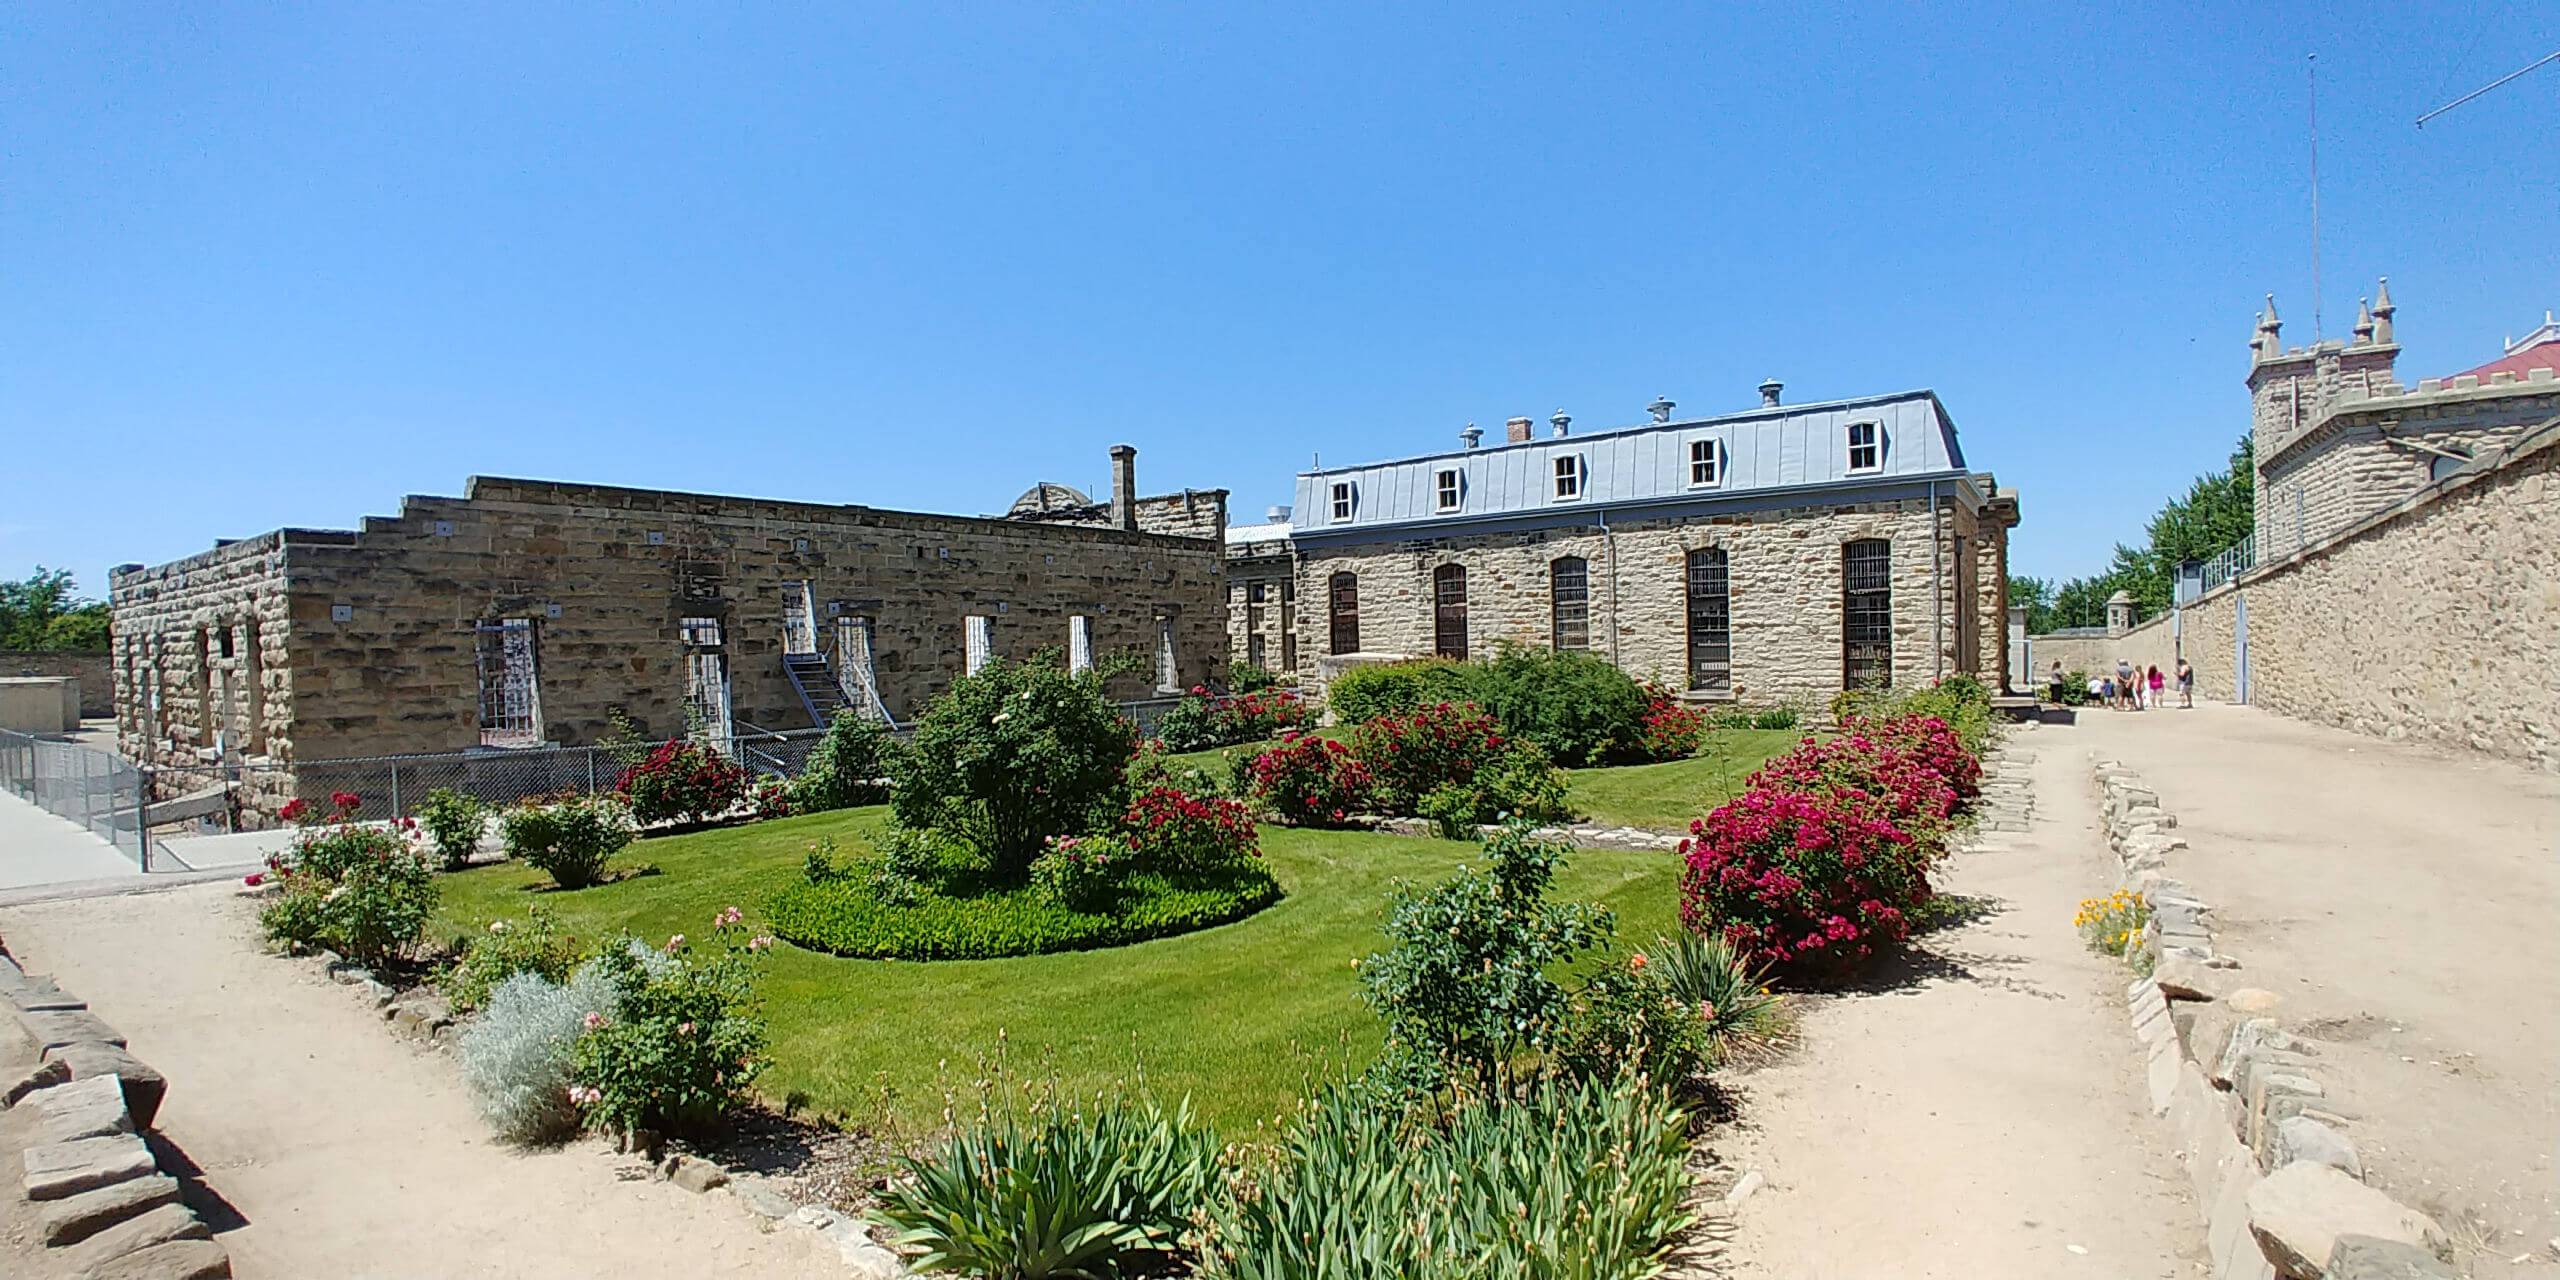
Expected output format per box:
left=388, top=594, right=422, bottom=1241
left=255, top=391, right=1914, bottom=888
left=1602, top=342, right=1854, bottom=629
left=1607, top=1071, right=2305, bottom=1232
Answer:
left=2417, top=50, right=2560, bottom=127
left=2308, top=54, right=2323, bottom=342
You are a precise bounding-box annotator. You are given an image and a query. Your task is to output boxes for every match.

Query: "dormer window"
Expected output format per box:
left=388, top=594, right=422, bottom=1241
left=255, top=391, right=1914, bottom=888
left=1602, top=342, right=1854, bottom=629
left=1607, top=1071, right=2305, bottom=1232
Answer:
left=1552, top=455, right=1583, bottom=501
left=1434, top=468, right=1462, bottom=512
left=1846, top=422, right=1881, bottom=472
left=1330, top=481, right=1355, bottom=522
left=1688, top=438, right=1722, bottom=487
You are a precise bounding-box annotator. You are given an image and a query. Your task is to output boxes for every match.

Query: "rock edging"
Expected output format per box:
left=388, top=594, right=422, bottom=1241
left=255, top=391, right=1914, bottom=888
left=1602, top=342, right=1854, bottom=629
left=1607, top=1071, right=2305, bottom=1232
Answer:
left=1, top=944, right=234, bottom=1279
left=2089, top=756, right=2454, bottom=1280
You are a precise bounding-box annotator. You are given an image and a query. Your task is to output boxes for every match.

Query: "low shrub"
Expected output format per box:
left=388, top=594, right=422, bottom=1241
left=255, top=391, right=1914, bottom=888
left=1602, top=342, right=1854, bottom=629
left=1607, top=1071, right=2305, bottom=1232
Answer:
left=499, top=793, right=639, bottom=890
left=440, top=906, right=579, bottom=1015
left=1241, top=733, right=1373, bottom=827
left=458, top=961, right=622, bottom=1142
left=616, top=739, right=750, bottom=826
left=1323, top=659, right=1477, bottom=726
left=1229, top=663, right=1281, bottom=694
left=1833, top=674, right=1996, bottom=758
left=569, top=911, right=773, bottom=1140
left=875, top=1097, right=1221, bottom=1278
left=789, top=710, right=895, bottom=813
left=412, top=787, right=491, bottom=871
left=1359, top=823, right=1611, bottom=1096
left=892, top=655, right=1137, bottom=884
left=1551, top=954, right=1712, bottom=1092
left=1122, top=784, right=1259, bottom=873
left=748, top=777, right=795, bottom=821
left=255, top=794, right=439, bottom=970
left=1465, top=646, right=1652, bottom=766
left=1677, top=782, right=1932, bottom=977
left=1028, top=833, right=1131, bottom=910
left=1126, top=740, right=1231, bottom=799
left=1746, top=728, right=1962, bottom=857
left=1349, top=701, right=1505, bottom=815
left=769, top=859, right=1281, bottom=961
left=1155, top=685, right=1311, bottom=752
left=1637, top=693, right=1710, bottom=760
left=1753, top=705, right=1802, bottom=730
left=1203, top=1073, right=1695, bottom=1278
left=2054, top=669, right=2095, bottom=706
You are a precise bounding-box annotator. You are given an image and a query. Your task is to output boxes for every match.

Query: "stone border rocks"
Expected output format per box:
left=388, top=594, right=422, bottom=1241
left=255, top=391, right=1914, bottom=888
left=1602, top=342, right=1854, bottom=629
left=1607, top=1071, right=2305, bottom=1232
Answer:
left=1, top=944, right=234, bottom=1279
left=2090, top=757, right=2453, bottom=1280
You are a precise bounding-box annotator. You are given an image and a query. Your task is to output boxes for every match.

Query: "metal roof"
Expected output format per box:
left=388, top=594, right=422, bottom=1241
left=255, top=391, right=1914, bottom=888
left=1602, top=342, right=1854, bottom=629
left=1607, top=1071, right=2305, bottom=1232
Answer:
left=1292, top=390, right=1969, bottom=538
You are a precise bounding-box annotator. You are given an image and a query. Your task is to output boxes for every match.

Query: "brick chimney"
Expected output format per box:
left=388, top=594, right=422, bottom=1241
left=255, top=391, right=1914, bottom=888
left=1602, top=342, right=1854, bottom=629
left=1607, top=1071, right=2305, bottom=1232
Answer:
left=1504, top=417, right=1534, bottom=444
left=1108, top=444, right=1138, bottom=531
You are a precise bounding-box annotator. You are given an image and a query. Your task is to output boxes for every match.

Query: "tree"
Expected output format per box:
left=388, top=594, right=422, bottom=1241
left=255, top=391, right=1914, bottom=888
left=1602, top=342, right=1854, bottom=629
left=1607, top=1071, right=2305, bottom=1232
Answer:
left=0, top=568, right=110, bottom=652
left=2043, top=437, right=2254, bottom=630
left=2006, top=575, right=2056, bottom=635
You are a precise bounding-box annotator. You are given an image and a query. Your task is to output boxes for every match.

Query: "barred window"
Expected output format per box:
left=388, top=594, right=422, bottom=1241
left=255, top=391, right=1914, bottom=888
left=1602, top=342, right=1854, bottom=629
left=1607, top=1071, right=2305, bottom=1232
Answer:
left=1843, top=539, right=1893, bottom=689
left=1550, top=556, right=1590, bottom=651
left=1433, top=564, right=1468, bottom=660
left=1328, top=572, right=1360, bottom=654
left=1685, top=548, right=1730, bottom=694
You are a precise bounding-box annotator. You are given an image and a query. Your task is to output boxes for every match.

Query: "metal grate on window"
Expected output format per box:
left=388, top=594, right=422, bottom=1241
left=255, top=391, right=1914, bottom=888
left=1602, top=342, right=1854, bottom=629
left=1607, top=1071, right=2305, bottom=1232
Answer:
left=1842, top=539, right=1893, bottom=689
left=1328, top=572, right=1360, bottom=654
left=1550, top=557, right=1590, bottom=651
left=475, top=619, right=545, bottom=747
left=1686, top=548, right=1730, bottom=693
left=1433, top=564, right=1468, bottom=660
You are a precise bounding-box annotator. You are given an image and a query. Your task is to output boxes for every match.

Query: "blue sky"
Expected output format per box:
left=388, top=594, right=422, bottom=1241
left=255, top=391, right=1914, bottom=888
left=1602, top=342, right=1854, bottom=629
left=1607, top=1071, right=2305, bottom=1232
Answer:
left=4, top=3, right=2553, bottom=599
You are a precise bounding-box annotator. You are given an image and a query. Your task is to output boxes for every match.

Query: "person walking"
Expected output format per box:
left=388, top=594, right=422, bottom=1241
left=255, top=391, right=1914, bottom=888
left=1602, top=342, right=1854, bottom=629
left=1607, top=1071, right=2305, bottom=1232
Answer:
left=2147, top=664, right=2165, bottom=711
left=2175, top=658, right=2194, bottom=708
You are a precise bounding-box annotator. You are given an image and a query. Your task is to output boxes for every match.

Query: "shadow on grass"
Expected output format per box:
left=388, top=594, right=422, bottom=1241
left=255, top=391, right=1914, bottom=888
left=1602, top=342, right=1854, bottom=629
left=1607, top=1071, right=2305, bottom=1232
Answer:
left=517, top=865, right=662, bottom=893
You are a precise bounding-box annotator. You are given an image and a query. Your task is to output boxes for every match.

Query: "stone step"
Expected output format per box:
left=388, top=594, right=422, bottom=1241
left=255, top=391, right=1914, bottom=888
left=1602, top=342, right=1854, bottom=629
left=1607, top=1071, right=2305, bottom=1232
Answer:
left=23, top=1133, right=156, bottom=1202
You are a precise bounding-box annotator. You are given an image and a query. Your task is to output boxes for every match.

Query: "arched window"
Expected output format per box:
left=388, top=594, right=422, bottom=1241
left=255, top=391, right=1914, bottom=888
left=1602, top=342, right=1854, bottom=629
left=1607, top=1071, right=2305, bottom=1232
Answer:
left=1549, top=557, right=1590, bottom=651
left=1328, top=572, right=1360, bottom=654
left=1685, top=548, right=1730, bottom=693
left=1843, top=539, right=1893, bottom=689
left=1432, top=564, right=1468, bottom=660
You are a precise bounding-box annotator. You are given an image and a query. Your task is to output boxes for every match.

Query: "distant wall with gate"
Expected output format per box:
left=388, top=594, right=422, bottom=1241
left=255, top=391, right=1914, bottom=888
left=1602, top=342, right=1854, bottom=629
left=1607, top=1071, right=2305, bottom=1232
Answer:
left=2058, top=420, right=2560, bottom=770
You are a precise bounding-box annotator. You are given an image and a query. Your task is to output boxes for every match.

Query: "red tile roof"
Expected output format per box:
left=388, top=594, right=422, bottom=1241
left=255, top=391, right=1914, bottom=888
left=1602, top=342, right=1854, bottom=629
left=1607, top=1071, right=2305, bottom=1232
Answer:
left=2448, top=317, right=2560, bottom=382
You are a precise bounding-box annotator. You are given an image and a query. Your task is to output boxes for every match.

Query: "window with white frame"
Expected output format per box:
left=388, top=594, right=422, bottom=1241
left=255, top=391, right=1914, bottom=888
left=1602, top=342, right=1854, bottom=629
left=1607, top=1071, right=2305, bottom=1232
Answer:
left=1330, top=481, right=1355, bottom=522
left=1068, top=615, right=1094, bottom=674
left=1688, top=437, right=1721, bottom=487
left=1155, top=616, right=1180, bottom=692
left=1434, top=468, right=1461, bottom=512
left=1552, top=455, right=1583, bottom=501
left=964, top=614, right=993, bottom=674
left=1846, top=421, right=1881, bottom=472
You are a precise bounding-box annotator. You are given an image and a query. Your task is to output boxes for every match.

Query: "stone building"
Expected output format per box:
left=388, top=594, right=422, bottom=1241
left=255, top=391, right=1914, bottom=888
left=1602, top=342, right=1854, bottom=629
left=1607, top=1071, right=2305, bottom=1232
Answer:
left=1252, top=384, right=2019, bottom=706
left=109, top=447, right=1228, bottom=801
left=2248, top=283, right=2560, bottom=558
left=1222, top=507, right=1298, bottom=678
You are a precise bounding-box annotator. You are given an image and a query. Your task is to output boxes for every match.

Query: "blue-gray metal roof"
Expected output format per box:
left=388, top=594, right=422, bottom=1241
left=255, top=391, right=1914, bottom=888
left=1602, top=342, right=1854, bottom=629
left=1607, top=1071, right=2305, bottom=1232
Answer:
left=1292, top=390, right=1967, bottom=540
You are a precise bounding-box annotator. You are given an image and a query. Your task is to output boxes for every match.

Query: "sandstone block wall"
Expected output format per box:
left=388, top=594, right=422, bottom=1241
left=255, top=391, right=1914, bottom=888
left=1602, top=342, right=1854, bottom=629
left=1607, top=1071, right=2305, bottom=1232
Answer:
left=0, top=652, right=111, bottom=718
left=113, top=480, right=1228, bottom=775
left=2257, top=392, right=2553, bottom=559
left=1294, top=494, right=1999, bottom=706
left=1132, top=491, right=1228, bottom=543
left=1224, top=548, right=1296, bottom=677
left=2027, top=617, right=2182, bottom=690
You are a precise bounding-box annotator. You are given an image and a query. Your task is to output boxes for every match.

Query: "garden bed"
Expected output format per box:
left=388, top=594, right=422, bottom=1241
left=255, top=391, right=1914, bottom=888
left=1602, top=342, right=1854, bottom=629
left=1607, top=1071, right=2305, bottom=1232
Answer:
left=434, top=806, right=1682, bottom=1133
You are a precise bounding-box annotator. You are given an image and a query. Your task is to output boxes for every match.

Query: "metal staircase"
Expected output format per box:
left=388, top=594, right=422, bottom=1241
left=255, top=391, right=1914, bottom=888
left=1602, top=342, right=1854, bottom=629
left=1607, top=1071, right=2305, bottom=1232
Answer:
left=783, top=652, right=849, bottom=727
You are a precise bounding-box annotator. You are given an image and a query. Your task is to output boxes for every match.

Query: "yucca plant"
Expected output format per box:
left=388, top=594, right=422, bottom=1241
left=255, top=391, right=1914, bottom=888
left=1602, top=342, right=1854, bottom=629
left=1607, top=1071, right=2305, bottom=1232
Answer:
left=872, top=1096, right=1220, bottom=1278
left=1647, top=931, right=1784, bottom=1066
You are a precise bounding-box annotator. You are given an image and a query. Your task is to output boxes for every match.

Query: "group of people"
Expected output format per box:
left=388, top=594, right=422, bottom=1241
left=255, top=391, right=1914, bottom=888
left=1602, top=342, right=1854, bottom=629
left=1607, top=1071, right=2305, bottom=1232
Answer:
left=2051, top=657, right=2190, bottom=710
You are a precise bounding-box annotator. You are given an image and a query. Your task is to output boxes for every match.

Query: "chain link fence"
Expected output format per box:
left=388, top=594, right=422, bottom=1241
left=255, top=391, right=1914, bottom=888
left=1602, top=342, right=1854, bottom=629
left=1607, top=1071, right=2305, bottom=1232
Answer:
left=0, top=727, right=150, bottom=867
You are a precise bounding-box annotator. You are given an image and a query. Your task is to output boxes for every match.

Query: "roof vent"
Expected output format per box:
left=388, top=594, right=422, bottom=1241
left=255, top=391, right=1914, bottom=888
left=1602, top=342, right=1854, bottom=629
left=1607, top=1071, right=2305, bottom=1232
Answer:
left=1646, top=396, right=1675, bottom=423
left=1550, top=409, right=1571, bottom=437
left=1267, top=505, right=1291, bottom=523
left=1759, top=378, right=1783, bottom=408
left=1459, top=423, right=1483, bottom=450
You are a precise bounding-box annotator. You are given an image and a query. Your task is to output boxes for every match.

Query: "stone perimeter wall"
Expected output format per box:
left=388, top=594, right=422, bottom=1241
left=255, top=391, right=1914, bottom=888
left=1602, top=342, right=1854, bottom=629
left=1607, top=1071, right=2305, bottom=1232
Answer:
left=108, top=534, right=297, bottom=780
left=0, top=652, right=111, bottom=718
left=113, top=481, right=1228, bottom=767
left=1293, top=493, right=2006, bottom=706
left=2044, top=423, right=2560, bottom=771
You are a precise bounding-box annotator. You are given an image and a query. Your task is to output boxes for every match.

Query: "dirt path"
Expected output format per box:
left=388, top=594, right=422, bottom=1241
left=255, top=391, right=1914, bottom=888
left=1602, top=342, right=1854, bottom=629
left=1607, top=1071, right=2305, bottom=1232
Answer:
left=2073, top=703, right=2560, bottom=1279
left=1709, top=730, right=2205, bottom=1279
left=0, top=881, right=847, bottom=1279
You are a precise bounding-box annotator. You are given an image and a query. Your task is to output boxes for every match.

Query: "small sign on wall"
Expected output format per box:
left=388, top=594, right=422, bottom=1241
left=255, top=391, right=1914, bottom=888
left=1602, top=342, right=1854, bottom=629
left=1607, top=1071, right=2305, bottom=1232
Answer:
left=330, top=604, right=353, bottom=622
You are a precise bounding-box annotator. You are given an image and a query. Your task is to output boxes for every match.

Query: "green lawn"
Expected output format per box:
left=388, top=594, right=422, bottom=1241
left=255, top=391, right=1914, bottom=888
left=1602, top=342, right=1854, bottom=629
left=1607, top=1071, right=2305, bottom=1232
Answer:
left=1565, top=729, right=1803, bottom=830
left=435, top=809, right=1682, bottom=1135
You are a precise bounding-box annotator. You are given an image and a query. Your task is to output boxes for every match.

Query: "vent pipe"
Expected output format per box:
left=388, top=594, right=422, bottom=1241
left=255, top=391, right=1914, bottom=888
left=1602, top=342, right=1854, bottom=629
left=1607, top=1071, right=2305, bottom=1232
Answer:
left=1646, top=396, right=1675, bottom=423
left=1550, top=409, right=1571, bottom=437
left=1758, top=378, right=1783, bottom=408
left=1459, top=423, right=1483, bottom=450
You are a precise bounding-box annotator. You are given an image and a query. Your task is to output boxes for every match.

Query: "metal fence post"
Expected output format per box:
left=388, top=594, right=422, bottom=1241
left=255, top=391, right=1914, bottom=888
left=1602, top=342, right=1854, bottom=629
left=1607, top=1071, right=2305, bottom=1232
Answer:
left=586, top=750, right=598, bottom=796
left=389, top=760, right=402, bottom=818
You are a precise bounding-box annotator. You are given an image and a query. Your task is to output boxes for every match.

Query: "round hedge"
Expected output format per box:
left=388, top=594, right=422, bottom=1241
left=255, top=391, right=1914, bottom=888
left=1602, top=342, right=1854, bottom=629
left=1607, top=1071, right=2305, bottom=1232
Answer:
left=768, top=866, right=1284, bottom=961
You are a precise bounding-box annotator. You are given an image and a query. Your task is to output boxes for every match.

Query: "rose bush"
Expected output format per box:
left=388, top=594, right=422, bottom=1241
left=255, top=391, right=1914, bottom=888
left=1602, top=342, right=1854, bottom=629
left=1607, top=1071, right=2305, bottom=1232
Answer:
left=1241, top=733, right=1374, bottom=827
left=1676, top=782, right=1931, bottom=977
left=255, top=792, right=439, bottom=969
left=1155, top=686, right=1311, bottom=752
left=1121, top=784, right=1259, bottom=873
left=616, top=739, right=750, bottom=826
left=569, top=909, right=771, bottom=1140
left=1350, top=702, right=1506, bottom=814
left=1634, top=693, right=1709, bottom=762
